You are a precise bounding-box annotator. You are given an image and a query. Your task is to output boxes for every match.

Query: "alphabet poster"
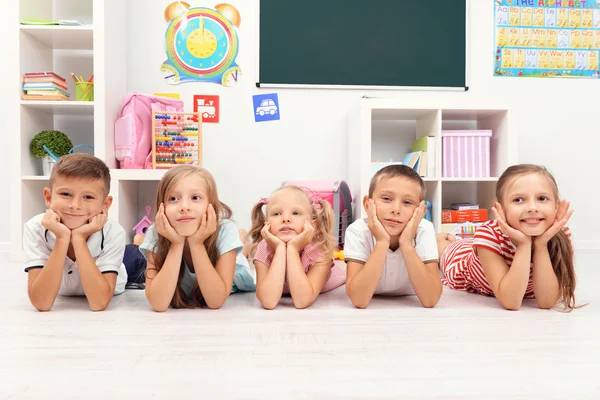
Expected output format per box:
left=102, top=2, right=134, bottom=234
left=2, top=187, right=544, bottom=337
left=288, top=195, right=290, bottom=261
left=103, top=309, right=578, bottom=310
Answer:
left=494, top=0, right=600, bottom=78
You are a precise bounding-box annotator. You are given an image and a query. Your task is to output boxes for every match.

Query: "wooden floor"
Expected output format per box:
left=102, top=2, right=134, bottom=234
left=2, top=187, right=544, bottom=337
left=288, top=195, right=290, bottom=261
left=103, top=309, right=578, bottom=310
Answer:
left=1, top=251, right=599, bottom=399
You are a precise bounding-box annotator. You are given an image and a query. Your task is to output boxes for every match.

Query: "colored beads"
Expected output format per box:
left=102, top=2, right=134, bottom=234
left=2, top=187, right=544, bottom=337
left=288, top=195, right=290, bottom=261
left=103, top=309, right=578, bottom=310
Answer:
left=153, top=111, right=200, bottom=167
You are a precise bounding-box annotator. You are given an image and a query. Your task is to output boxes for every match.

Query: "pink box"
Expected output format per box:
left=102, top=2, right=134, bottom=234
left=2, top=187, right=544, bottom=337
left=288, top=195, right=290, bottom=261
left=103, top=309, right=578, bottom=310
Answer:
left=442, top=130, right=491, bottom=178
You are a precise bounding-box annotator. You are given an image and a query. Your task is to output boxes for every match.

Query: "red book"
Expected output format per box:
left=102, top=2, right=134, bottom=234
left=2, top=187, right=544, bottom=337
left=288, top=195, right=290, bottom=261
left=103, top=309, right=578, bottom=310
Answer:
left=23, top=77, right=68, bottom=89
left=24, top=71, right=66, bottom=81
left=442, top=209, right=488, bottom=223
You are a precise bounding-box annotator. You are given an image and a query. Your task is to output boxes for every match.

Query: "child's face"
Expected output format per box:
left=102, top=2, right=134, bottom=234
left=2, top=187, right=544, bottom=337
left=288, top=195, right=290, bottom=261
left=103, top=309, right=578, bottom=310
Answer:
left=501, top=173, right=558, bottom=237
left=266, top=190, right=313, bottom=243
left=43, top=176, right=111, bottom=230
left=367, top=176, right=421, bottom=238
left=164, top=174, right=210, bottom=237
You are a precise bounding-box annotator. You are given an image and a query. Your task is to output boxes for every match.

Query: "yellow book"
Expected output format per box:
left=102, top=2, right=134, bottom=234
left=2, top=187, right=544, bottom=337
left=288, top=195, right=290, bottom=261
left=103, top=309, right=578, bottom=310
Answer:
left=154, top=92, right=180, bottom=99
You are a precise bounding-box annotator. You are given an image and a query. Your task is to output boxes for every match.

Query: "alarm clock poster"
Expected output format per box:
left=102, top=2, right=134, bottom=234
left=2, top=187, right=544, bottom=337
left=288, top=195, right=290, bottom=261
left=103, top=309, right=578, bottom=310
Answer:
left=161, top=2, right=242, bottom=86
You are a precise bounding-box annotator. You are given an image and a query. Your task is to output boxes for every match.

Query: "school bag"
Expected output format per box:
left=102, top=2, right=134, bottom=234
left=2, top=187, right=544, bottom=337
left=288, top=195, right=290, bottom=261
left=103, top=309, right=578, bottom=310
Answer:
left=281, top=180, right=353, bottom=250
left=114, top=93, right=184, bottom=169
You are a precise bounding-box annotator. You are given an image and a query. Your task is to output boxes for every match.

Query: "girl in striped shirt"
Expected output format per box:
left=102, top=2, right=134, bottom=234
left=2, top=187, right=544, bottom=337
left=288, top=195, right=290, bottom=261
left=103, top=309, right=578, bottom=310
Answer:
left=437, top=164, right=577, bottom=311
left=248, top=186, right=345, bottom=310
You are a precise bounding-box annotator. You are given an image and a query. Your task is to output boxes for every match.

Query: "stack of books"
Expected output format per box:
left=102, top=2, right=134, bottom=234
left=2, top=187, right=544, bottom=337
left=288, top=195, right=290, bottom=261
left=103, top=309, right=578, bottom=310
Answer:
left=440, top=203, right=488, bottom=240
left=22, top=72, right=70, bottom=101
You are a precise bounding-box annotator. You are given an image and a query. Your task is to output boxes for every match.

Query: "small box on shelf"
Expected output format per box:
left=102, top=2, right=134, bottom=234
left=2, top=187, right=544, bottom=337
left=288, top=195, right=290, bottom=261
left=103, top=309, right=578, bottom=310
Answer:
left=442, top=130, right=492, bottom=178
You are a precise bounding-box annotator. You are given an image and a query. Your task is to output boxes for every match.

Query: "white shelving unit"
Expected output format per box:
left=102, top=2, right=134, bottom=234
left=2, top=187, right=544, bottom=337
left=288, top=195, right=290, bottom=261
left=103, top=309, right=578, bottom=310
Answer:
left=348, top=99, right=518, bottom=233
left=19, top=25, right=94, bottom=50
left=9, top=0, right=137, bottom=262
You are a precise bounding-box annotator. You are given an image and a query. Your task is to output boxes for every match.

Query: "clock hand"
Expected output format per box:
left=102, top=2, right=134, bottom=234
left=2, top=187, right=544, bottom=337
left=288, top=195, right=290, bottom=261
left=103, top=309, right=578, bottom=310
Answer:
left=200, top=17, right=204, bottom=44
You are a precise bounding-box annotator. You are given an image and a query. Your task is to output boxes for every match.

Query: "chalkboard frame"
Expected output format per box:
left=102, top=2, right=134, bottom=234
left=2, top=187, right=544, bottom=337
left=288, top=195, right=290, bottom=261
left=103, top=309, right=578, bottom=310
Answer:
left=256, top=0, right=470, bottom=91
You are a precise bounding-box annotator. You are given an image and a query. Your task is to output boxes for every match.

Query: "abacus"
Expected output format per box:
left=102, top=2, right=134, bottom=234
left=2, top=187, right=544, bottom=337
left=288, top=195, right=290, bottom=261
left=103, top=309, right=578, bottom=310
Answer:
left=152, top=111, right=202, bottom=169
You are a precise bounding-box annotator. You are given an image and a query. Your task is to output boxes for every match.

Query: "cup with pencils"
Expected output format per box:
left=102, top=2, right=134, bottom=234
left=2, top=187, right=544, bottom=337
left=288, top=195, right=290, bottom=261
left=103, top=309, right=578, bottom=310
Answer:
left=71, top=72, right=94, bottom=102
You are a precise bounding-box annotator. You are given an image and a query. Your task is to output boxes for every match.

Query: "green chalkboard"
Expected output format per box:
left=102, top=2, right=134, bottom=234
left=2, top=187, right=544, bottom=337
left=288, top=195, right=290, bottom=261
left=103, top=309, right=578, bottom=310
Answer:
left=258, top=0, right=467, bottom=89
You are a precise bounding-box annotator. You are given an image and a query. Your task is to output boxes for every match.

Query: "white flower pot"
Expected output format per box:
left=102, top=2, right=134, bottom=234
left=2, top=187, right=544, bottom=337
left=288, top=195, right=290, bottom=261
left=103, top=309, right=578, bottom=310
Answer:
left=41, top=156, right=56, bottom=176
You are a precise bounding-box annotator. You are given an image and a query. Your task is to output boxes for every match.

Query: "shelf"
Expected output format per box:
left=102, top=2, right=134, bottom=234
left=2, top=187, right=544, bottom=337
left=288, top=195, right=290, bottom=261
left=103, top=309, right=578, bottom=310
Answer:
left=22, top=175, right=49, bottom=181
left=110, top=169, right=168, bottom=181
left=371, top=109, right=438, bottom=121
left=19, top=25, right=94, bottom=50
left=20, top=100, right=94, bottom=115
left=442, top=109, right=507, bottom=120
left=441, top=177, right=499, bottom=182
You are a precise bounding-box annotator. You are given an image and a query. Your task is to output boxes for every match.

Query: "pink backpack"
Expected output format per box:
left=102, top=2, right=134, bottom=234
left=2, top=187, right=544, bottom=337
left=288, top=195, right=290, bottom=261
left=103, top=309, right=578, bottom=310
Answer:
left=281, top=180, right=353, bottom=250
left=114, top=93, right=184, bottom=169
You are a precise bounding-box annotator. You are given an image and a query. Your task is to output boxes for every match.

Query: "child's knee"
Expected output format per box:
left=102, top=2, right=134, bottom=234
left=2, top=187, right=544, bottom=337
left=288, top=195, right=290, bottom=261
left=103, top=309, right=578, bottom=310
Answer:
left=436, top=234, right=455, bottom=258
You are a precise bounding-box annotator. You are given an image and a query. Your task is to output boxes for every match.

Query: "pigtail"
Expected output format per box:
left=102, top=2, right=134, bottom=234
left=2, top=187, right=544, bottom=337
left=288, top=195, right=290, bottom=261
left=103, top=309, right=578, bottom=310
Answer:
left=249, top=201, right=267, bottom=245
left=548, top=230, right=577, bottom=311
left=313, top=199, right=336, bottom=262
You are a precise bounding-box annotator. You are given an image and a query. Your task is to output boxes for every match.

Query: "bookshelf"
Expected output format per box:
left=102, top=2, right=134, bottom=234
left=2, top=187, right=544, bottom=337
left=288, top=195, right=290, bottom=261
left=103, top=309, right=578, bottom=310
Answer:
left=9, top=0, right=139, bottom=261
left=347, top=99, right=518, bottom=233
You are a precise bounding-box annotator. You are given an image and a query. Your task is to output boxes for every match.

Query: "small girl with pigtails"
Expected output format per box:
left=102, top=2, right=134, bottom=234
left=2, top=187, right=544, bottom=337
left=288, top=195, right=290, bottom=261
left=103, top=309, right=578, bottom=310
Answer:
left=248, top=186, right=346, bottom=310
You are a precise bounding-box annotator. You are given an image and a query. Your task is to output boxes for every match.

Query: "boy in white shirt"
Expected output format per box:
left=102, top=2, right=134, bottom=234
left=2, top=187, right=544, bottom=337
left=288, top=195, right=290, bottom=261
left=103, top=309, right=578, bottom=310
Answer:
left=23, top=154, right=127, bottom=311
left=344, top=165, right=441, bottom=308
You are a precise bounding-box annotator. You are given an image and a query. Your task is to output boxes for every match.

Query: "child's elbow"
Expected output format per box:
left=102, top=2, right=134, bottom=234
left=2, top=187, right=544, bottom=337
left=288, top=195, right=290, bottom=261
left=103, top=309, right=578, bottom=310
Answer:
left=346, top=287, right=370, bottom=309
left=292, top=297, right=314, bottom=310
left=259, top=297, right=278, bottom=310
left=29, top=296, right=54, bottom=312
left=90, top=299, right=111, bottom=312
left=349, top=296, right=370, bottom=309
left=420, top=297, right=440, bottom=309
left=33, top=303, right=53, bottom=312
left=536, top=299, right=558, bottom=310
left=205, top=300, right=225, bottom=310
left=500, top=299, right=522, bottom=311
left=419, top=290, right=442, bottom=308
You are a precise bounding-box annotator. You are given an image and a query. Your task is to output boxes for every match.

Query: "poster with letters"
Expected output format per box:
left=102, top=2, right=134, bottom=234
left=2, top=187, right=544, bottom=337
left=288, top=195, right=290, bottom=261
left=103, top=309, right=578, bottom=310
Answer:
left=494, top=0, right=600, bottom=78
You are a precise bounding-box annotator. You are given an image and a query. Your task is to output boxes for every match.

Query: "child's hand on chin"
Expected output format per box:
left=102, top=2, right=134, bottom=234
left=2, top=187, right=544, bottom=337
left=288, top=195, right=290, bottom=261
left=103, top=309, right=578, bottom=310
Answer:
left=288, top=220, right=315, bottom=252
left=155, top=203, right=184, bottom=245
left=492, top=202, right=531, bottom=247
left=72, top=211, right=108, bottom=240
left=41, top=209, right=71, bottom=240
left=533, top=200, right=574, bottom=247
left=366, top=199, right=390, bottom=244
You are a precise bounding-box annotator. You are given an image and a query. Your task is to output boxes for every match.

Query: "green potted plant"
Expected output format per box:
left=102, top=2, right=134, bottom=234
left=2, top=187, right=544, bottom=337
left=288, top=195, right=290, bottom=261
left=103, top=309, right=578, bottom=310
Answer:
left=30, top=130, right=73, bottom=176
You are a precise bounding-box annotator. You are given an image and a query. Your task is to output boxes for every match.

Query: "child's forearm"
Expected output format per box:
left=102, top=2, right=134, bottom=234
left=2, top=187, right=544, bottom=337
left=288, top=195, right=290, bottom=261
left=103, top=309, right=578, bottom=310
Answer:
left=72, top=236, right=114, bottom=311
left=532, top=243, right=560, bottom=309
left=256, top=245, right=286, bottom=310
left=346, top=242, right=388, bottom=308
left=401, top=245, right=442, bottom=308
left=286, top=247, right=317, bottom=309
left=190, top=244, right=229, bottom=309
left=145, top=243, right=184, bottom=312
left=28, top=237, right=70, bottom=311
left=496, top=243, right=532, bottom=310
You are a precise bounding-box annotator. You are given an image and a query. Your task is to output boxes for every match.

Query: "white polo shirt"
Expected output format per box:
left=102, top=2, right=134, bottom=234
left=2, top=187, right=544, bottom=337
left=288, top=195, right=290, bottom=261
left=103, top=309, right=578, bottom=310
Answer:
left=344, top=218, right=438, bottom=296
left=23, top=213, right=128, bottom=296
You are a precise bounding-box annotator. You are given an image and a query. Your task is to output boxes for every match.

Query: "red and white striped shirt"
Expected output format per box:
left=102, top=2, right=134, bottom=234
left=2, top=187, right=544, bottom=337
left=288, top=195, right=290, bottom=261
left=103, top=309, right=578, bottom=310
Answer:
left=440, top=220, right=571, bottom=298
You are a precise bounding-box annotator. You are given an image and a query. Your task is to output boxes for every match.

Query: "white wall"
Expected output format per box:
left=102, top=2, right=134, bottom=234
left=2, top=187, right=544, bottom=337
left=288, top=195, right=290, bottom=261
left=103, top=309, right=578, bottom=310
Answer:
left=5, top=0, right=598, bottom=251
left=0, top=0, right=17, bottom=253
left=124, top=0, right=600, bottom=249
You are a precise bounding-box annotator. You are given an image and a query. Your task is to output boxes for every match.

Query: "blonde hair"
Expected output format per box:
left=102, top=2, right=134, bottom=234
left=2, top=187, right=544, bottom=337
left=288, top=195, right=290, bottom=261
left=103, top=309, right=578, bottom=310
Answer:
left=496, top=164, right=577, bottom=311
left=50, top=154, right=111, bottom=196
left=147, top=166, right=232, bottom=309
left=248, top=186, right=335, bottom=262
left=369, top=164, right=425, bottom=200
